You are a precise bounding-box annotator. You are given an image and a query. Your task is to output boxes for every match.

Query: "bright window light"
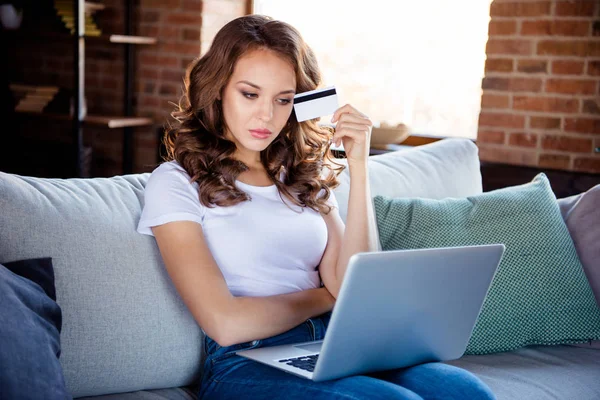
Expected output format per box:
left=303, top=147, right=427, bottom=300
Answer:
left=253, top=0, right=493, bottom=138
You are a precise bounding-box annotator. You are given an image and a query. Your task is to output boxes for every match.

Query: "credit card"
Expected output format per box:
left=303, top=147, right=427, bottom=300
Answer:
left=293, top=86, right=339, bottom=122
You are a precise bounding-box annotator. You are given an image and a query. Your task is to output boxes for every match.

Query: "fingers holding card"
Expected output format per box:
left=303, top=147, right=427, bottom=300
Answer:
left=293, top=86, right=372, bottom=163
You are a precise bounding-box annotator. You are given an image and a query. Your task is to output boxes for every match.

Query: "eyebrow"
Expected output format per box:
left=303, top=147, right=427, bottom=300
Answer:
left=236, top=80, right=296, bottom=95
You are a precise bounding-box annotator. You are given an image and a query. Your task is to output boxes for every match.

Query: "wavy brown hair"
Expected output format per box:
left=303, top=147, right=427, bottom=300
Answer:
left=162, top=14, right=344, bottom=214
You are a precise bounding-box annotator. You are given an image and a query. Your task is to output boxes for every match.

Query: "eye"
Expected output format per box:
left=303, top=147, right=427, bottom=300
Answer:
left=241, top=91, right=292, bottom=105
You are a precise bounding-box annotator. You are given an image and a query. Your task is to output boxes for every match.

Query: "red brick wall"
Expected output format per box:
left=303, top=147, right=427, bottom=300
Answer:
left=134, top=0, right=203, bottom=174
left=135, top=0, right=247, bottom=173
left=478, top=0, right=600, bottom=174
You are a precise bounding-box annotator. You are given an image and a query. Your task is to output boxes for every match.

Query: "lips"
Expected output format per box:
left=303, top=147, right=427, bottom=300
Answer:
left=249, top=129, right=272, bottom=139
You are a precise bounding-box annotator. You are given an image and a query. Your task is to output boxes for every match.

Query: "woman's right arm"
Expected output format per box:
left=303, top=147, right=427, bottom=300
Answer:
left=152, top=220, right=335, bottom=347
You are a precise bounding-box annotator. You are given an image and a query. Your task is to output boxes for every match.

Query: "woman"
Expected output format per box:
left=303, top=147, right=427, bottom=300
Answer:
left=137, top=14, right=495, bottom=400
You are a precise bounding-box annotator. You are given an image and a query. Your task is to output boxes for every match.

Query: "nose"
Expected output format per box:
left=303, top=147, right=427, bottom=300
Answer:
left=257, top=98, right=274, bottom=122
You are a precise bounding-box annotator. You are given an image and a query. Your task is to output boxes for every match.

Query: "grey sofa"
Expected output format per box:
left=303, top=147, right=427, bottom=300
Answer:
left=1, top=138, right=598, bottom=400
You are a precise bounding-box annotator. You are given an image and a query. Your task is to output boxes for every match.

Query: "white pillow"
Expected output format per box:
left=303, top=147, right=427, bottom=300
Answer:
left=333, top=138, right=483, bottom=223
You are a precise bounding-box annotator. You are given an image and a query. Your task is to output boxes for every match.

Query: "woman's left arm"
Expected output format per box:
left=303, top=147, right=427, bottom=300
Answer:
left=319, top=104, right=380, bottom=298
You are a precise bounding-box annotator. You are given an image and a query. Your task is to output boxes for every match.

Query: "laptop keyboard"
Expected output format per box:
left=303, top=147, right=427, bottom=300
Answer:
left=278, top=354, right=319, bottom=372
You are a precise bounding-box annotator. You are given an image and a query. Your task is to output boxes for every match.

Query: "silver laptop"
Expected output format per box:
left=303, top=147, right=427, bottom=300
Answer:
left=237, top=244, right=505, bottom=382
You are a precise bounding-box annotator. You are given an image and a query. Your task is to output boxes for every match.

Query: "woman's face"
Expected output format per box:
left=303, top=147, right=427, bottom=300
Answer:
left=220, top=48, right=296, bottom=163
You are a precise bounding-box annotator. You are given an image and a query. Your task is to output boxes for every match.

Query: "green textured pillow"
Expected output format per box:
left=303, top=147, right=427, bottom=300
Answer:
left=374, top=173, right=600, bottom=355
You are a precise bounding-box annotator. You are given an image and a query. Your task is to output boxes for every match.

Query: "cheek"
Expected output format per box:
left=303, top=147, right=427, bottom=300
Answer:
left=230, top=97, right=245, bottom=119
left=277, top=106, right=293, bottom=125
left=224, top=97, right=249, bottom=127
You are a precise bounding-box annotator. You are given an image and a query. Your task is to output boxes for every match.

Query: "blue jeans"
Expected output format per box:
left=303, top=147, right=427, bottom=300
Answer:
left=198, top=312, right=495, bottom=399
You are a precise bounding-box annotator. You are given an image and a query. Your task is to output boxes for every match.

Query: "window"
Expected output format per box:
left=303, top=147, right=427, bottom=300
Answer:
left=253, top=0, right=493, bottom=139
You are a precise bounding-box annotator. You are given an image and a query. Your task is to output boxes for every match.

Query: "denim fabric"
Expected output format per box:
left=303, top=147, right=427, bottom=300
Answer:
left=198, top=312, right=495, bottom=400
left=0, top=260, right=71, bottom=400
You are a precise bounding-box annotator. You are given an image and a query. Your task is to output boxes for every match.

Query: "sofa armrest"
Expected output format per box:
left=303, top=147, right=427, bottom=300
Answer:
left=557, top=185, right=600, bottom=308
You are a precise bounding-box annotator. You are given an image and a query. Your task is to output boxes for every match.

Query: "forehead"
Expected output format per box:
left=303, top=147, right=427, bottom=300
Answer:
left=231, top=48, right=296, bottom=89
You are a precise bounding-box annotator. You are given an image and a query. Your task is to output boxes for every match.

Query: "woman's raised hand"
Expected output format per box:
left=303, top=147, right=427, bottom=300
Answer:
left=331, top=104, right=373, bottom=167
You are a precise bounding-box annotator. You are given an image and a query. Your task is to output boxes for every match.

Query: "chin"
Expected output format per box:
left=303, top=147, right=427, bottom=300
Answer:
left=241, top=139, right=273, bottom=152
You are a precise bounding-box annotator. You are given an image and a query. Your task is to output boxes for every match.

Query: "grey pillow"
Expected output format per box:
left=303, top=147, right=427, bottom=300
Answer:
left=558, top=185, right=600, bottom=307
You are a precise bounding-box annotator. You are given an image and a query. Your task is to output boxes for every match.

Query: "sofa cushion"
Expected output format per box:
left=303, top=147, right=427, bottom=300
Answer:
left=0, top=258, right=70, bottom=400
left=445, top=345, right=600, bottom=400
left=374, top=173, right=600, bottom=355
left=334, top=138, right=483, bottom=222
left=558, top=185, right=600, bottom=307
left=0, top=173, right=204, bottom=398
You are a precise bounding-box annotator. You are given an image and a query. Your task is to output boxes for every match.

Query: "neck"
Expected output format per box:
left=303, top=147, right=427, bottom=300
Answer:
left=234, top=150, right=262, bottom=170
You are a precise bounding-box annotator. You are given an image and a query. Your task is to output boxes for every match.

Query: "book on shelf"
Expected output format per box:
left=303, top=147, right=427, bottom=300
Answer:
left=54, top=0, right=102, bottom=36
left=9, top=84, right=60, bottom=113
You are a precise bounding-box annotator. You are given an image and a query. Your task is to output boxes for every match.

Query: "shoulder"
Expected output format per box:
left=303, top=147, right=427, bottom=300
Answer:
left=144, top=160, right=201, bottom=203
left=146, top=160, right=198, bottom=191
left=149, top=160, right=192, bottom=183
left=138, top=160, right=205, bottom=236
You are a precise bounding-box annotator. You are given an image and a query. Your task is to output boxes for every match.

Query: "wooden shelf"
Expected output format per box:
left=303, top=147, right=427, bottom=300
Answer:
left=6, top=30, right=157, bottom=45
left=108, top=34, right=157, bottom=45
left=85, top=115, right=154, bottom=128
left=8, top=1, right=153, bottom=176
left=15, top=110, right=154, bottom=128
left=84, top=1, right=106, bottom=13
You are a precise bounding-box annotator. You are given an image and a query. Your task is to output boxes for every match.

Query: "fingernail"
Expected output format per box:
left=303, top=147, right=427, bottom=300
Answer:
left=331, top=116, right=335, bottom=123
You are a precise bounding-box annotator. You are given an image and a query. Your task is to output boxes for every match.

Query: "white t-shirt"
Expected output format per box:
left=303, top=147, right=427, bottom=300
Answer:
left=137, top=161, right=338, bottom=297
